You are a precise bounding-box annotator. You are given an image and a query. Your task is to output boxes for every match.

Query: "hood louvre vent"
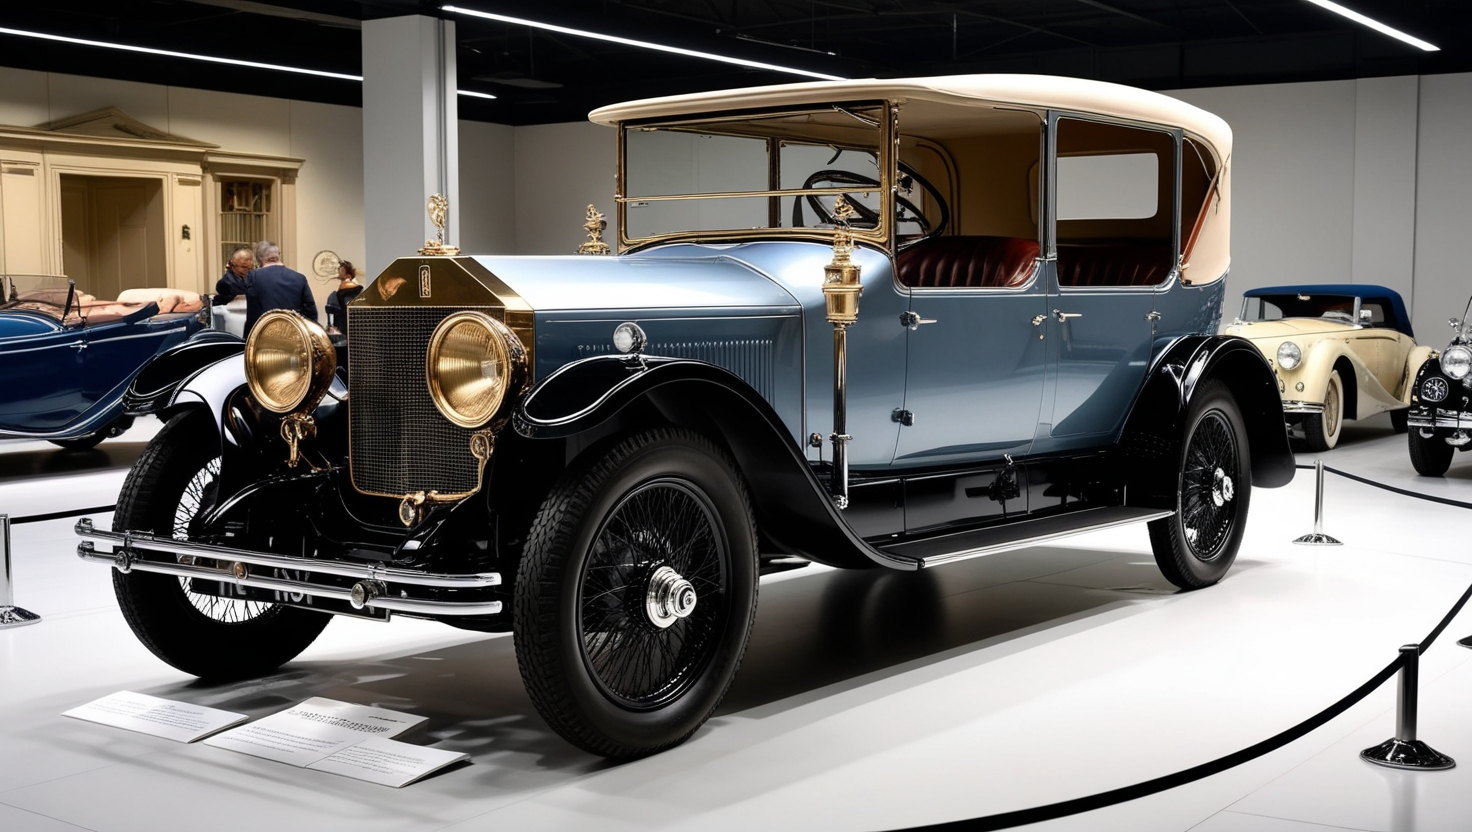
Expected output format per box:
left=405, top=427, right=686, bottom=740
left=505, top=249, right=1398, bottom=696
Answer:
left=577, top=339, right=774, bottom=402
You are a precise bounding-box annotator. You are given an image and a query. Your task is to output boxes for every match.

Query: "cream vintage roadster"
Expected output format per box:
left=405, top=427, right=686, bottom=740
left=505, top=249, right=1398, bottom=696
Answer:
left=77, top=75, right=1294, bottom=758
left=1225, top=284, right=1430, bottom=451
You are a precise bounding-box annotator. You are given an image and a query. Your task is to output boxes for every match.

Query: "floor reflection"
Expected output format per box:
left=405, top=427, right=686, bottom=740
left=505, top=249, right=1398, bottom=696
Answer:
left=0, top=441, right=147, bottom=482
left=127, top=545, right=1162, bottom=769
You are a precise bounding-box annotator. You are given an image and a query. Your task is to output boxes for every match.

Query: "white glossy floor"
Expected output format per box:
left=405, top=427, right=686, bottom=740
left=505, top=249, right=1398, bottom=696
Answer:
left=3, top=414, right=1472, bottom=832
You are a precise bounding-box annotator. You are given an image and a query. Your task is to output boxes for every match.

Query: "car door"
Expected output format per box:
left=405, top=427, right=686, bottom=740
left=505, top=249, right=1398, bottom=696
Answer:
left=1033, top=114, right=1178, bottom=453
left=0, top=317, right=87, bottom=432
left=894, top=260, right=1049, bottom=468
left=80, top=308, right=191, bottom=413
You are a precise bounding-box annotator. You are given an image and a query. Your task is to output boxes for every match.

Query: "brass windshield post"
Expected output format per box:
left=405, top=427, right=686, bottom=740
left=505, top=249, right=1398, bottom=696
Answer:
left=823, top=196, right=863, bottom=510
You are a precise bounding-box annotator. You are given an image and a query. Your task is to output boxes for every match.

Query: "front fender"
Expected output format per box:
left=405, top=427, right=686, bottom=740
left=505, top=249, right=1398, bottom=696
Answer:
left=1121, top=335, right=1295, bottom=500
left=512, top=355, right=917, bottom=570
left=123, top=329, right=244, bottom=416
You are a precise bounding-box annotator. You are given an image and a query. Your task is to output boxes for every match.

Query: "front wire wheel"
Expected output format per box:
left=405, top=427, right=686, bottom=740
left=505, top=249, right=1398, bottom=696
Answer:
left=111, top=410, right=330, bottom=679
left=1408, top=428, right=1454, bottom=477
left=514, top=428, right=759, bottom=758
left=1149, top=380, right=1252, bottom=589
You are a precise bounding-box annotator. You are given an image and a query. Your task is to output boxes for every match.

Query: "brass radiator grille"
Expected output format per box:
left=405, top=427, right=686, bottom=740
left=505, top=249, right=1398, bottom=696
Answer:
left=348, top=306, right=488, bottom=497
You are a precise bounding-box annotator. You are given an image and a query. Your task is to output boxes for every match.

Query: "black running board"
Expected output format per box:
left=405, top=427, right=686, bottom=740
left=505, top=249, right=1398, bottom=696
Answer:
left=879, top=506, right=1174, bottom=568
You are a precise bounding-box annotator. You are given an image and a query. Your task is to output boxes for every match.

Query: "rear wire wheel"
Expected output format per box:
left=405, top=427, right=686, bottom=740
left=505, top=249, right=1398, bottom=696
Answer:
left=1149, top=380, right=1251, bottom=589
left=111, top=410, right=329, bottom=679
left=514, top=428, right=759, bottom=758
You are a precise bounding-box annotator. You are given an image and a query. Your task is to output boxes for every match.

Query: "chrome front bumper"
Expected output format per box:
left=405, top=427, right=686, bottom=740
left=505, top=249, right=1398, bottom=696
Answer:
left=1407, top=412, right=1472, bottom=430
left=1280, top=400, right=1324, bottom=415
left=74, top=518, right=502, bottom=617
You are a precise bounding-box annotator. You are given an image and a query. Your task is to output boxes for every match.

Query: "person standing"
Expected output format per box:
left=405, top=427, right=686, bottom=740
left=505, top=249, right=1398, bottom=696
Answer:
left=215, top=242, right=317, bottom=337
left=324, top=260, right=363, bottom=339
left=221, top=245, right=254, bottom=287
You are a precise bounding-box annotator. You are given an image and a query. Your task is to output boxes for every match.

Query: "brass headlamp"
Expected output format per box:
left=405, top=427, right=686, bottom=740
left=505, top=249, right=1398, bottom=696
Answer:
left=245, top=310, right=336, bottom=414
left=425, top=311, right=528, bottom=429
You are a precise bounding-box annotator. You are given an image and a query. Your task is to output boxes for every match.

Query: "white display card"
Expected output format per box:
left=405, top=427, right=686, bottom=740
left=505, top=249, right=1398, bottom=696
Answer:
left=63, top=691, right=247, bottom=743
left=204, top=697, right=427, bottom=767
left=306, top=736, right=470, bottom=788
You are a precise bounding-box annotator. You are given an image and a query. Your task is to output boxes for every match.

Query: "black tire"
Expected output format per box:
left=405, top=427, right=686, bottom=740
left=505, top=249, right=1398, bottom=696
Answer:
left=1149, top=380, right=1252, bottom=589
left=1303, top=370, right=1343, bottom=452
left=514, top=428, right=759, bottom=759
left=1408, top=429, right=1454, bottom=477
left=1390, top=408, right=1409, bottom=434
left=112, top=410, right=330, bottom=680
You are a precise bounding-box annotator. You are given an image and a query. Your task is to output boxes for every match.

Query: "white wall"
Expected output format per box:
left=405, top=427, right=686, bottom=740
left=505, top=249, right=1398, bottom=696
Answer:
left=513, top=121, right=616, bottom=255
left=458, top=120, right=516, bottom=254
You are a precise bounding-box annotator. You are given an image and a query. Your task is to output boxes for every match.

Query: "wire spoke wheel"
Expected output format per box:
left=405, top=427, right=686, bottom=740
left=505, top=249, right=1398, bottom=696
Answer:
left=515, top=428, right=759, bottom=758
left=578, top=478, right=727, bottom=709
left=1149, top=380, right=1251, bottom=589
left=169, top=456, right=274, bottom=624
left=1178, top=412, right=1238, bottom=560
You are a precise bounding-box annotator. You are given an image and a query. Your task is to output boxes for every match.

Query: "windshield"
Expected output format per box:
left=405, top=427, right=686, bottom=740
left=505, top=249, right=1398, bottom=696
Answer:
left=620, top=103, right=892, bottom=249
left=1, top=275, right=74, bottom=320
left=1240, top=293, right=1360, bottom=325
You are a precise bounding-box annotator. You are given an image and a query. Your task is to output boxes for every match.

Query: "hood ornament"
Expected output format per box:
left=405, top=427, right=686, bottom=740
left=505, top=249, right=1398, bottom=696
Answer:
left=577, top=204, right=611, bottom=255
left=419, top=193, right=460, bottom=256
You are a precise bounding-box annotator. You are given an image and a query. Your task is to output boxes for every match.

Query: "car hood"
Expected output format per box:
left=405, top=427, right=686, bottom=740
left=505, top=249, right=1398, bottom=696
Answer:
left=1223, top=318, right=1358, bottom=342
left=471, top=254, right=799, bottom=313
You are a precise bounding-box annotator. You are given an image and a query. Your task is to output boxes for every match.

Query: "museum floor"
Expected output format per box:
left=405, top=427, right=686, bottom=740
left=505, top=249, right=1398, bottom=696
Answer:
left=2, top=415, right=1471, bottom=832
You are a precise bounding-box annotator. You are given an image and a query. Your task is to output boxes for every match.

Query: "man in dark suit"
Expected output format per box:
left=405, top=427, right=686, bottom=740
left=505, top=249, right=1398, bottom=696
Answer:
left=215, top=242, right=318, bottom=336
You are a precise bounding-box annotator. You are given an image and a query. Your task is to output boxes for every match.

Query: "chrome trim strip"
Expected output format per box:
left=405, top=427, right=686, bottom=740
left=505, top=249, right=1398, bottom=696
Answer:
left=76, top=542, right=502, bottom=617
left=74, top=519, right=501, bottom=588
left=915, top=509, right=1175, bottom=568
left=1408, top=415, right=1472, bottom=429
left=1280, top=400, right=1325, bottom=414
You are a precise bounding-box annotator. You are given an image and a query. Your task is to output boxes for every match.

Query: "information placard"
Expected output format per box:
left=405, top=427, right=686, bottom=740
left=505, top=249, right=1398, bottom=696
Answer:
left=306, top=736, right=470, bottom=788
left=63, top=691, right=247, bottom=743
left=204, top=697, right=426, bottom=766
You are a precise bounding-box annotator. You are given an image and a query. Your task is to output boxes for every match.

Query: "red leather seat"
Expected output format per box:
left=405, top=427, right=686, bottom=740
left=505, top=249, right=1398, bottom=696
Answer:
left=1056, top=243, right=1172, bottom=287
left=896, top=236, right=1040, bottom=289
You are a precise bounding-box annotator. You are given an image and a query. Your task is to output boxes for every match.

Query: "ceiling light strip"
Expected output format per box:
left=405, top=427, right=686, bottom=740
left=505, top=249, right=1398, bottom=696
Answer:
left=0, top=26, right=498, bottom=98
left=1301, top=0, right=1439, bottom=52
left=440, top=5, right=845, bottom=81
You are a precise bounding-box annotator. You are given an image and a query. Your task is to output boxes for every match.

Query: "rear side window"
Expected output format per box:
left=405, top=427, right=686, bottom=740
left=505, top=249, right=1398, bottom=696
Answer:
left=1054, top=118, right=1176, bottom=288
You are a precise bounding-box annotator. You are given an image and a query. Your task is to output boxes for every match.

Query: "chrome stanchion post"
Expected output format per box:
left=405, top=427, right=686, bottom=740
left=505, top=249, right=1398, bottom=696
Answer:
left=1361, top=644, right=1455, bottom=770
left=0, top=514, right=42, bottom=628
left=1293, top=459, right=1342, bottom=546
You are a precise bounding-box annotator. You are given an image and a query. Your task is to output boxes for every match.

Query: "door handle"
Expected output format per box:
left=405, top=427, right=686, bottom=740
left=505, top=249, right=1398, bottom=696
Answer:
left=69, top=342, right=87, bottom=350
left=1031, top=314, right=1046, bottom=326
left=1053, top=309, right=1082, bottom=323
left=899, top=310, right=937, bottom=330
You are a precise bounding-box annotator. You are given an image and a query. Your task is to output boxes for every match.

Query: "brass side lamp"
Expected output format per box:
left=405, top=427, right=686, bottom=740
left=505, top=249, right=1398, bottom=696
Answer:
left=822, top=196, right=863, bottom=509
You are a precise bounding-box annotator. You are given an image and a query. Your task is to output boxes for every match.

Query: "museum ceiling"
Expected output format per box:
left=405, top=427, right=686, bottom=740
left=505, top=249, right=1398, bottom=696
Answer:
left=0, top=0, right=1468, bottom=125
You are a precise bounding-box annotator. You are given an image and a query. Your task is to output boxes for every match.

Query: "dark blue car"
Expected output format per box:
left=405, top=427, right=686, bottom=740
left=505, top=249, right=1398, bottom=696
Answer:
left=0, top=275, right=206, bottom=448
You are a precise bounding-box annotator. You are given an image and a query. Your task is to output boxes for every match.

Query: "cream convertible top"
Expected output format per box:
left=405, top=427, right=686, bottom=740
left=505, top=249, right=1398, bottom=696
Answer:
left=592, top=74, right=1233, bottom=281
left=590, top=74, right=1232, bottom=162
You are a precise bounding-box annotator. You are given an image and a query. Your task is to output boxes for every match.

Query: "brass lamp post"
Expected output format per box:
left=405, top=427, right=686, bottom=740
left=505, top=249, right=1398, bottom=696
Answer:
left=822, top=196, right=863, bottom=509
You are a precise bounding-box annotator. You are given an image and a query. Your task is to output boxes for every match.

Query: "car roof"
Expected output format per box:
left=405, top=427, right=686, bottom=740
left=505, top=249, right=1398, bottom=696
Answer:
left=589, top=74, right=1232, bottom=161
left=1244, top=284, right=1412, bottom=338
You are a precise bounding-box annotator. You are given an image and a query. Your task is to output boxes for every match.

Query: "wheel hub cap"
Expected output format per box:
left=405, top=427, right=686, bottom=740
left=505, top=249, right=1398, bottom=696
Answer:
left=645, top=565, right=697, bottom=629
left=1212, top=467, right=1235, bottom=507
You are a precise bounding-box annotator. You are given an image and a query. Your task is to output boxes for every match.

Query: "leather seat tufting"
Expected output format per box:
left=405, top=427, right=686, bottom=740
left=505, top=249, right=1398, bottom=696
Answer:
left=896, top=235, right=1040, bottom=289
left=1056, top=243, right=1172, bottom=287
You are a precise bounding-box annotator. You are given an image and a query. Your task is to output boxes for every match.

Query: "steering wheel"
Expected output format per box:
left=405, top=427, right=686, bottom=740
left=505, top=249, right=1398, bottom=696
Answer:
left=791, top=161, right=950, bottom=246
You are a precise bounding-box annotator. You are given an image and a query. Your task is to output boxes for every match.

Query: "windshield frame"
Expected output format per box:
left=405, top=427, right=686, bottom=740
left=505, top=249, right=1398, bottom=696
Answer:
left=1239, top=293, right=1363, bottom=326
left=616, top=100, right=897, bottom=253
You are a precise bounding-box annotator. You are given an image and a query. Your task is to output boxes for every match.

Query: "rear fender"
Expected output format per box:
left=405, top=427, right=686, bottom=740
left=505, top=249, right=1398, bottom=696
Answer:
left=1120, top=335, right=1295, bottom=506
left=510, top=355, right=917, bottom=570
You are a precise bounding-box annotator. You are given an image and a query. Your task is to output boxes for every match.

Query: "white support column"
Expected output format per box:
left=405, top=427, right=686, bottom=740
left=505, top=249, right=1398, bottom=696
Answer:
left=362, top=15, right=459, bottom=274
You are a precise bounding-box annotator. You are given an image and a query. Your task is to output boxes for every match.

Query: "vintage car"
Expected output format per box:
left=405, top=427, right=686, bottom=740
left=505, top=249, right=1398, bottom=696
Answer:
left=1406, top=297, right=1472, bottom=476
left=0, top=275, right=207, bottom=448
left=76, top=75, right=1294, bottom=759
left=1224, top=284, right=1429, bottom=451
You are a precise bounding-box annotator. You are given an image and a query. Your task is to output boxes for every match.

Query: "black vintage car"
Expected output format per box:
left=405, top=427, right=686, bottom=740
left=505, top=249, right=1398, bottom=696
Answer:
left=77, top=76, right=1295, bottom=759
left=1407, top=297, right=1472, bottom=476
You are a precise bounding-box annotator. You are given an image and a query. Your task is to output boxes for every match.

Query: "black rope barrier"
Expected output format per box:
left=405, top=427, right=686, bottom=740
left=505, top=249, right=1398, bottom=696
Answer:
left=1293, top=462, right=1472, bottom=511
left=891, top=579, right=1472, bottom=832
left=8, top=505, right=116, bottom=526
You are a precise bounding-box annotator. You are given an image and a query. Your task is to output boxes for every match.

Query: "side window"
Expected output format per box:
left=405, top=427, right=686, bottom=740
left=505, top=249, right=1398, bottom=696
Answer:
left=1360, top=301, right=1386, bottom=327
left=1054, top=118, right=1175, bottom=288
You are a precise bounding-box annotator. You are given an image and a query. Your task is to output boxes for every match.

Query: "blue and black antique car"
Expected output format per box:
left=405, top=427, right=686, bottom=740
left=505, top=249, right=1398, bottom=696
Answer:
left=77, top=75, right=1293, bottom=758
left=0, top=275, right=206, bottom=449
left=1406, top=296, right=1472, bottom=475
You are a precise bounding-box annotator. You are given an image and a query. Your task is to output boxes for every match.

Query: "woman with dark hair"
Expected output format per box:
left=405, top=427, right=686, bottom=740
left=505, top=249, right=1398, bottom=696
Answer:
left=325, top=260, right=363, bottom=369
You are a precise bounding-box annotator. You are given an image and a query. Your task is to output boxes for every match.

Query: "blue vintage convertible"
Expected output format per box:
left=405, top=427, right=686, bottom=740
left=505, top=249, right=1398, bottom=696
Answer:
left=0, top=276, right=207, bottom=448
left=78, top=75, right=1294, bottom=759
